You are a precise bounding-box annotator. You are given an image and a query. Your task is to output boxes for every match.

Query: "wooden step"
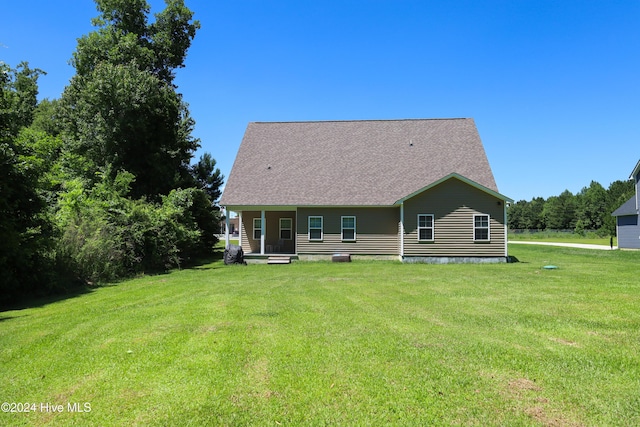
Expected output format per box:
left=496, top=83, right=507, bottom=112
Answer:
left=267, top=256, right=291, bottom=264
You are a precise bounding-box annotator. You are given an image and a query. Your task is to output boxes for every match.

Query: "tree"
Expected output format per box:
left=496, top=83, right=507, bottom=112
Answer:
left=542, top=190, right=577, bottom=230
left=508, top=197, right=546, bottom=230
left=61, top=0, right=201, bottom=199
left=31, top=98, right=63, bottom=136
left=527, top=197, right=546, bottom=229
left=52, top=0, right=223, bottom=283
left=61, top=62, right=199, bottom=198
left=575, top=181, right=608, bottom=233
left=0, top=62, right=57, bottom=304
left=190, top=153, right=224, bottom=203
left=507, top=200, right=526, bottom=229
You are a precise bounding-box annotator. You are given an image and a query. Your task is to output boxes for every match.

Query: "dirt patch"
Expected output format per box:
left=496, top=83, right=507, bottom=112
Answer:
left=505, top=377, right=583, bottom=427
left=549, top=337, right=579, bottom=347
left=524, top=406, right=583, bottom=427
left=509, top=378, right=541, bottom=393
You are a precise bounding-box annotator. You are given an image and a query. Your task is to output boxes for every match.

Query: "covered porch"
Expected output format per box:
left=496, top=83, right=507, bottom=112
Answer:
left=225, top=208, right=297, bottom=256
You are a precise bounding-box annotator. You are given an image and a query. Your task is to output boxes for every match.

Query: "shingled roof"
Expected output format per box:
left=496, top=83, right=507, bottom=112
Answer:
left=220, top=118, right=500, bottom=207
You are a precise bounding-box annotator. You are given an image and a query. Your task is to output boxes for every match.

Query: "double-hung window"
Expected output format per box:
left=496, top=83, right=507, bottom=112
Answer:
left=341, top=216, right=356, bottom=241
left=308, top=216, right=323, bottom=241
left=253, top=218, right=262, bottom=240
left=474, top=214, right=490, bottom=241
left=417, top=214, right=434, bottom=241
left=280, top=218, right=292, bottom=240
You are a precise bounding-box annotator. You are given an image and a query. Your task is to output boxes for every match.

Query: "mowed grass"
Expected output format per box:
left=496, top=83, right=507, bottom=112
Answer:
left=1, top=246, right=639, bottom=426
left=509, top=231, right=616, bottom=246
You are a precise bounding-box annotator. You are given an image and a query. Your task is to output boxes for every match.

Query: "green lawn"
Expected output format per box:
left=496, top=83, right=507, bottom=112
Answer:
left=1, top=245, right=639, bottom=426
left=509, top=230, right=616, bottom=246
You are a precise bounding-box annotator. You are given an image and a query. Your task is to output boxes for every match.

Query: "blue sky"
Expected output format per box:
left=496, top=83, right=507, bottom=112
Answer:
left=2, top=0, right=639, bottom=201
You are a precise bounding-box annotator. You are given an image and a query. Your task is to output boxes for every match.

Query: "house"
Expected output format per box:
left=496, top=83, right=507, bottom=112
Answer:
left=611, top=159, right=640, bottom=249
left=219, top=118, right=512, bottom=263
left=222, top=215, right=239, bottom=237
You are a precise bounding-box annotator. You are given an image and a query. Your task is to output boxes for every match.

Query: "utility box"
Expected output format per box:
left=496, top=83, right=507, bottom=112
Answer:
left=332, top=253, right=351, bottom=262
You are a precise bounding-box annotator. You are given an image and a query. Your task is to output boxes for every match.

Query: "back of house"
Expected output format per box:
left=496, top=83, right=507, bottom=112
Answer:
left=220, top=118, right=512, bottom=263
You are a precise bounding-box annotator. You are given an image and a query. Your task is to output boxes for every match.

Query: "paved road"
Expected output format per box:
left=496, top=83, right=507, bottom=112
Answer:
left=509, top=241, right=617, bottom=250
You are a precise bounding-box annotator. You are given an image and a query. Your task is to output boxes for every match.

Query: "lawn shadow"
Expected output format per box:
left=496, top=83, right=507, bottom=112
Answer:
left=507, top=255, right=528, bottom=264
left=183, top=249, right=225, bottom=271
left=2, top=250, right=226, bottom=313
left=1, top=285, right=95, bottom=314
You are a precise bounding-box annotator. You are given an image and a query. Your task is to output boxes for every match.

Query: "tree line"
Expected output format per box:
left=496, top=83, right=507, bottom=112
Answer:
left=1, top=0, right=223, bottom=306
left=507, top=180, right=635, bottom=236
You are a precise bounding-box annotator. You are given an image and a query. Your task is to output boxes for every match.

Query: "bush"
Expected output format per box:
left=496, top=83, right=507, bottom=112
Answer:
left=55, top=173, right=218, bottom=284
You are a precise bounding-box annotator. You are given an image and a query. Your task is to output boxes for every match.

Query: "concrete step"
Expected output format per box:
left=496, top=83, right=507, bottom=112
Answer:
left=267, top=256, right=291, bottom=264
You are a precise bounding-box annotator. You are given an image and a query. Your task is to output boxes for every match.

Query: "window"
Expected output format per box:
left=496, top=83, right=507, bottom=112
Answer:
left=308, top=216, right=323, bottom=241
left=280, top=218, right=292, bottom=240
left=474, top=214, right=490, bottom=241
left=341, top=216, right=356, bottom=241
left=417, top=214, right=434, bottom=241
left=253, top=218, right=262, bottom=240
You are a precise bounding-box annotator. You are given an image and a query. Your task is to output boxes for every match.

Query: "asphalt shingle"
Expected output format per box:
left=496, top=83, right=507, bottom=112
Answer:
left=220, top=118, right=499, bottom=207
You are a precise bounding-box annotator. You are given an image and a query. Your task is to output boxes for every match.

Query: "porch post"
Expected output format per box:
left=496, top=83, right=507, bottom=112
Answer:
left=260, top=210, right=266, bottom=255
left=504, top=202, right=508, bottom=257
left=224, top=207, right=230, bottom=249
left=400, top=202, right=405, bottom=259
left=238, top=211, right=242, bottom=248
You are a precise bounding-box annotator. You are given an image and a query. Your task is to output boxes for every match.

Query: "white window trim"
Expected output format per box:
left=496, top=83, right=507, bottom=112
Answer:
left=308, top=216, right=323, bottom=241
left=279, top=218, right=293, bottom=240
left=253, top=217, right=262, bottom=240
left=417, top=214, right=434, bottom=241
left=473, top=214, right=491, bottom=241
left=341, top=216, right=356, bottom=242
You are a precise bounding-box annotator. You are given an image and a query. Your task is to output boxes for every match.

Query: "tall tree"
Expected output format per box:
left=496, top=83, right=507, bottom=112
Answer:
left=190, top=153, right=224, bottom=203
left=61, top=0, right=202, bottom=199
left=53, top=0, right=223, bottom=283
left=0, top=62, right=55, bottom=304
left=542, top=190, right=577, bottom=230
left=575, top=181, right=608, bottom=232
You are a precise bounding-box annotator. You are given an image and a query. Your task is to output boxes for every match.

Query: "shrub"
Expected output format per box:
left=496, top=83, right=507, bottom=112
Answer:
left=55, top=173, right=218, bottom=283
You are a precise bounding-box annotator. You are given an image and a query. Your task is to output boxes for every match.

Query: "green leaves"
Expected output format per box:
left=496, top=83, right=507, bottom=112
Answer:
left=509, top=180, right=635, bottom=236
left=0, top=62, right=56, bottom=305
left=74, top=0, right=199, bottom=85
left=1, top=1, right=220, bottom=304
left=62, top=61, right=198, bottom=198
left=63, top=0, right=201, bottom=200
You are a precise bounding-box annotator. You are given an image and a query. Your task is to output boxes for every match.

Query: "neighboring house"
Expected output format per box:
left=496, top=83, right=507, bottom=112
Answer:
left=611, top=159, right=640, bottom=249
left=218, top=216, right=239, bottom=237
left=229, top=217, right=239, bottom=236
left=220, top=118, right=512, bottom=262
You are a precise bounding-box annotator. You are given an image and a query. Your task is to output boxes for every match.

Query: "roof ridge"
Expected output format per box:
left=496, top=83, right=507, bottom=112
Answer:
left=250, top=118, right=472, bottom=124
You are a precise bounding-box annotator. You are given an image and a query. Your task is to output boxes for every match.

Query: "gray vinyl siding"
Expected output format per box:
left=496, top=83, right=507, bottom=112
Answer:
left=403, top=179, right=506, bottom=257
left=617, top=171, right=640, bottom=249
left=636, top=173, right=640, bottom=212
left=297, top=207, right=399, bottom=255
left=617, top=215, right=640, bottom=249
left=239, top=211, right=297, bottom=254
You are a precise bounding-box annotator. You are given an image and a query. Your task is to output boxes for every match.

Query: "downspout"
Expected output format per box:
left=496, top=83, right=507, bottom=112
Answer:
left=400, top=202, right=405, bottom=261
